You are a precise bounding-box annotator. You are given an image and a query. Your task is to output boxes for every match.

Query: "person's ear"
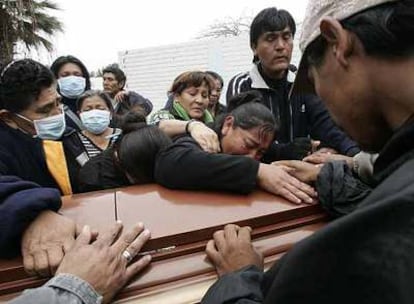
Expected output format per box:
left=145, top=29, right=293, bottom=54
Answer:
left=250, top=41, right=258, bottom=55
left=0, top=109, right=14, bottom=124
left=320, top=17, right=354, bottom=68
left=221, top=116, right=234, bottom=136
left=119, top=80, right=126, bottom=90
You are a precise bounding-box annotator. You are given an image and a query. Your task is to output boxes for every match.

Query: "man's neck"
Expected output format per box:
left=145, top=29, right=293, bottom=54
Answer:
left=259, top=63, right=287, bottom=81
left=370, top=58, right=414, bottom=131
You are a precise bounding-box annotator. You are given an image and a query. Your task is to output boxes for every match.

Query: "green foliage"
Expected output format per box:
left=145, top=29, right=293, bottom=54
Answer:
left=0, top=0, right=63, bottom=68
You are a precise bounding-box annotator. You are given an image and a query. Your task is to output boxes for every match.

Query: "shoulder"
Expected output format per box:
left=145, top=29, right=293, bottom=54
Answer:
left=228, top=71, right=252, bottom=92
left=127, top=91, right=151, bottom=102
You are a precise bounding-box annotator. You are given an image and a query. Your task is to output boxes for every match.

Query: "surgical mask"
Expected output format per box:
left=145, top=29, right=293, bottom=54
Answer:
left=15, top=111, right=66, bottom=140
left=80, top=109, right=110, bottom=134
left=57, top=75, right=86, bottom=98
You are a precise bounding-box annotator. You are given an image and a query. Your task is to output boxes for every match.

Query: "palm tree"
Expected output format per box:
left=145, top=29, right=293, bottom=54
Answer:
left=0, top=0, right=63, bottom=68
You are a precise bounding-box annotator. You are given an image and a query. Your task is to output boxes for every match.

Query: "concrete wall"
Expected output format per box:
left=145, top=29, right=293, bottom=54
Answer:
left=118, top=32, right=301, bottom=112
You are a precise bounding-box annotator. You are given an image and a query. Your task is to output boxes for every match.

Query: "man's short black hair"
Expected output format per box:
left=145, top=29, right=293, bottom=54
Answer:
left=250, top=7, right=296, bottom=49
left=0, top=59, right=55, bottom=113
left=103, top=64, right=126, bottom=89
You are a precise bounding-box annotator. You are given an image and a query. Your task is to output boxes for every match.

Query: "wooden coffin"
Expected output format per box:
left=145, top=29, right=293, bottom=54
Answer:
left=0, top=185, right=328, bottom=303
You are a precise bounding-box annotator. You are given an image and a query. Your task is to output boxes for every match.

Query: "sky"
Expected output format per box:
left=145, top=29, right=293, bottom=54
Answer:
left=41, top=0, right=308, bottom=72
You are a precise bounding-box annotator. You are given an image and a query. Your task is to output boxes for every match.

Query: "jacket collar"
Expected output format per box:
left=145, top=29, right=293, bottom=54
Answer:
left=249, top=64, right=296, bottom=90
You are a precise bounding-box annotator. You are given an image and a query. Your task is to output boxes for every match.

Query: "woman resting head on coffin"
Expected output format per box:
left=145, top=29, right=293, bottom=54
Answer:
left=78, top=112, right=172, bottom=192
left=154, top=91, right=317, bottom=205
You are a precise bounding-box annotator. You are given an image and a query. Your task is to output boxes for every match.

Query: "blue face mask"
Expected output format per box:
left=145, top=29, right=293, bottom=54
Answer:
left=16, top=111, right=66, bottom=140
left=57, top=75, right=86, bottom=98
left=80, top=109, right=110, bottom=134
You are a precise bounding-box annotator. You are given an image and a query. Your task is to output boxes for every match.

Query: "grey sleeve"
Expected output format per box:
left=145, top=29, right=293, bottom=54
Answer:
left=9, top=273, right=102, bottom=304
left=201, top=265, right=264, bottom=304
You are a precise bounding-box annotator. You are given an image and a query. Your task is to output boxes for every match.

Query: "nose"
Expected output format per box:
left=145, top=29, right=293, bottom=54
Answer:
left=51, top=104, right=63, bottom=116
left=274, top=37, right=286, bottom=50
left=194, top=96, right=204, bottom=104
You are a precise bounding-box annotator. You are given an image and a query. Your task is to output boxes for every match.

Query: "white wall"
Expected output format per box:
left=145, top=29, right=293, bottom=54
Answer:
left=118, top=32, right=301, bottom=112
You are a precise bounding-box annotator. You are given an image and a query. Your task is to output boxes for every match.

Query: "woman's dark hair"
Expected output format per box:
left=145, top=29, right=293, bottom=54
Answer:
left=306, top=1, right=414, bottom=68
left=205, top=70, right=224, bottom=88
left=226, top=90, right=264, bottom=112
left=169, top=71, right=215, bottom=96
left=250, top=7, right=296, bottom=63
left=50, top=55, right=91, bottom=90
left=102, top=64, right=126, bottom=88
left=0, top=59, right=55, bottom=113
left=77, top=90, right=114, bottom=112
left=214, top=96, right=277, bottom=142
left=116, top=112, right=172, bottom=183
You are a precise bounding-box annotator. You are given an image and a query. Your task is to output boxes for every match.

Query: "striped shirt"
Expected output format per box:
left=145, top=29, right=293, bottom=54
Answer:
left=77, top=129, right=121, bottom=159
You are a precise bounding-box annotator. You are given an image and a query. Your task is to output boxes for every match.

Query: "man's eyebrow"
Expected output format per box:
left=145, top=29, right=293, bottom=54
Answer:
left=35, top=99, right=58, bottom=112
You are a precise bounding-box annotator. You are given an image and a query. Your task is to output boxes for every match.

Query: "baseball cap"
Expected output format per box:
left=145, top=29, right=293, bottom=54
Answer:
left=290, top=0, right=398, bottom=96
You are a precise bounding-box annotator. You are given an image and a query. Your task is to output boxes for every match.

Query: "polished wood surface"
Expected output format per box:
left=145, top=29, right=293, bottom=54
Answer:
left=117, top=185, right=323, bottom=251
left=0, top=185, right=328, bottom=303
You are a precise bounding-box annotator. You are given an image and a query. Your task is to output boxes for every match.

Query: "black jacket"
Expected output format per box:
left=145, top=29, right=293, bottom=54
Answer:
left=154, top=135, right=260, bottom=194
left=111, top=91, right=153, bottom=127
left=78, top=147, right=131, bottom=193
left=227, top=65, right=360, bottom=160
left=202, top=121, right=414, bottom=304
left=0, top=121, right=85, bottom=194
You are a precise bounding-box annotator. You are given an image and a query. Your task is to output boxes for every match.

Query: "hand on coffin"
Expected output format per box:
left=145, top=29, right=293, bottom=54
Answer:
left=257, top=163, right=317, bottom=205
left=272, top=160, right=322, bottom=183
left=21, top=210, right=79, bottom=277
left=188, top=121, right=221, bottom=153
left=304, top=150, right=353, bottom=167
left=206, top=224, right=263, bottom=277
left=56, top=221, right=151, bottom=304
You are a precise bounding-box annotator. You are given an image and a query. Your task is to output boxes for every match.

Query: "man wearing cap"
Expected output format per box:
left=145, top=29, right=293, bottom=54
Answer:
left=226, top=7, right=360, bottom=161
left=202, top=0, right=414, bottom=303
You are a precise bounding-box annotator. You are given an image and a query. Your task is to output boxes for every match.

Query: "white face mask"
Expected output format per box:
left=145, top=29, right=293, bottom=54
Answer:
left=80, top=109, right=110, bottom=135
left=57, top=75, right=86, bottom=99
left=16, top=111, right=66, bottom=140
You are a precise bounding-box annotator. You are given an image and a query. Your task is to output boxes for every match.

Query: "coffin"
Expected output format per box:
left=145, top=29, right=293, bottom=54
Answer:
left=0, top=185, right=328, bottom=303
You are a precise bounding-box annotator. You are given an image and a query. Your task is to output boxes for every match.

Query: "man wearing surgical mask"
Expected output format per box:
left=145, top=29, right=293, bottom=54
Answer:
left=0, top=59, right=89, bottom=279
left=0, top=59, right=85, bottom=195
left=50, top=55, right=92, bottom=131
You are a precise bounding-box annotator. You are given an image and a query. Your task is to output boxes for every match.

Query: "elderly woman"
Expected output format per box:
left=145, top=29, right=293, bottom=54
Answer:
left=149, top=71, right=220, bottom=153
left=76, top=90, right=121, bottom=160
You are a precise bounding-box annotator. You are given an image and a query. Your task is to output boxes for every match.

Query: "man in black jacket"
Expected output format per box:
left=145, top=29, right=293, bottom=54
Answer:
left=202, top=0, right=414, bottom=303
left=0, top=59, right=87, bottom=276
left=227, top=7, right=359, bottom=160
left=102, top=64, right=153, bottom=125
